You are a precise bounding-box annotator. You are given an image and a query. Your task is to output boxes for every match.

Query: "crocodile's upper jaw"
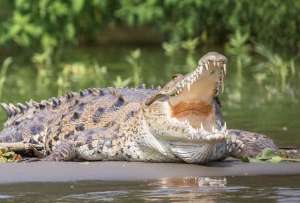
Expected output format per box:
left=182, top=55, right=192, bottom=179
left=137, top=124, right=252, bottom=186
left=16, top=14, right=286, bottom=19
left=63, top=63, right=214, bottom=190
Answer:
left=169, top=58, right=225, bottom=130
left=144, top=52, right=227, bottom=143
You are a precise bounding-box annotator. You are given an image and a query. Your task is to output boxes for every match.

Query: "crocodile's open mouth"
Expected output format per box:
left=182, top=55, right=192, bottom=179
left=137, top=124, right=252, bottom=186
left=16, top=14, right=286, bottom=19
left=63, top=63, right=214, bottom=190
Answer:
left=169, top=52, right=226, bottom=131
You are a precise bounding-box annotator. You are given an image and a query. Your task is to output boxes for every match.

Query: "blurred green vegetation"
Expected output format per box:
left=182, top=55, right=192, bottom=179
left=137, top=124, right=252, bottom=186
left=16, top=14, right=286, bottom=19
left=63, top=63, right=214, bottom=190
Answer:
left=0, top=0, right=299, bottom=100
left=1, top=0, right=300, bottom=57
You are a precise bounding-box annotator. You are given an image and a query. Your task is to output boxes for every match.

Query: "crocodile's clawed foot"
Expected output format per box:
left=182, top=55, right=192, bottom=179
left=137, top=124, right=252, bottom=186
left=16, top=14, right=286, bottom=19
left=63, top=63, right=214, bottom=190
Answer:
left=227, top=129, right=278, bottom=159
left=42, top=142, right=76, bottom=161
left=226, top=134, right=245, bottom=158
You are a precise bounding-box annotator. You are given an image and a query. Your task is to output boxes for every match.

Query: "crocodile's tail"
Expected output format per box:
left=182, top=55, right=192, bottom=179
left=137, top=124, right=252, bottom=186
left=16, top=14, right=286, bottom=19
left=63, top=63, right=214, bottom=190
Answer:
left=0, top=102, right=33, bottom=143
left=0, top=88, right=102, bottom=145
left=0, top=92, right=75, bottom=124
left=228, top=129, right=278, bottom=158
left=0, top=125, right=23, bottom=143
left=0, top=92, right=78, bottom=145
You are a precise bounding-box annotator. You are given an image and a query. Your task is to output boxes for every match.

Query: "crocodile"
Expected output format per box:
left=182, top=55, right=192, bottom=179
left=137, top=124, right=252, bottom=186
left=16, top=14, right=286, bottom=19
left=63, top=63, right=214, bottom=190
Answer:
left=0, top=52, right=277, bottom=163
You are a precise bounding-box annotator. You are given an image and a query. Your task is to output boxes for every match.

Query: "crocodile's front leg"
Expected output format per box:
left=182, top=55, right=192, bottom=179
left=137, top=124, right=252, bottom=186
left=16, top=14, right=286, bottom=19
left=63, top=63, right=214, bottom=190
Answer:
left=227, top=129, right=278, bottom=158
left=44, top=141, right=76, bottom=161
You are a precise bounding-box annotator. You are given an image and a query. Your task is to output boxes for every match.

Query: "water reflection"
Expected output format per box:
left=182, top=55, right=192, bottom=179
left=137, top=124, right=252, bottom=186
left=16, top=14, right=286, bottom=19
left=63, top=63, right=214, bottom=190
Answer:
left=62, top=191, right=129, bottom=202
left=60, top=177, right=227, bottom=202
left=152, top=177, right=227, bottom=188
left=0, top=176, right=300, bottom=202
left=143, top=177, right=227, bottom=202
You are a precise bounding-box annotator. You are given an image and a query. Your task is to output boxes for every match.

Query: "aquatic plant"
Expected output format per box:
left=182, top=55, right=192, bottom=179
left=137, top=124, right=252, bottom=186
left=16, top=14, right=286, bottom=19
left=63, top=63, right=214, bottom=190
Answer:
left=255, top=44, right=296, bottom=91
left=57, top=62, right=107, bottom=95
left=32, top=46, right=54, bottom=94
left=126, top=49, right=142, bottom=87
left=113, top=76, right=131, bottom=88
left=162, top=41, right=180, bottom=57
left=225, top=30, right=252, bottom=73
left=242, top=148, right=300, bottom=163
left=181, top=38, right=199, bottom=71
left=0, top=57, right=12, bottom=100
left=224, top=31, right=252, bottom=105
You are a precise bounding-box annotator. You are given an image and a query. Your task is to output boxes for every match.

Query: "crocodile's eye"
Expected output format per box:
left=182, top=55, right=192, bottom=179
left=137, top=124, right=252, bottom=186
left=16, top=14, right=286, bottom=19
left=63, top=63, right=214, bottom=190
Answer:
left=145, top=94, right=168, bottom=106
left=172, top=74, right=183, bottom=80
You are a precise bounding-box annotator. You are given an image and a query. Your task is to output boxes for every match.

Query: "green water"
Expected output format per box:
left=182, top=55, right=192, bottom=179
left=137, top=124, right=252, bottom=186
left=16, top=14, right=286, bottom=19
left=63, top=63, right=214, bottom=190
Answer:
left=0, top=46, right=300, bottom=202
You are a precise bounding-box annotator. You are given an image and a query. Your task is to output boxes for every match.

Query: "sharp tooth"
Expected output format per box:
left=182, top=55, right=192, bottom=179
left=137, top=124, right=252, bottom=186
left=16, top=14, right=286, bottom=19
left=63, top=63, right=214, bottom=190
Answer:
left=199, top=65, right=203, bottom=74
left=224, top=122, right=227, bottom=130
left=205, top=63, right=209, bottom=70
left=187, top=83, right=191, bottom=91
left=223, top=64, right=226, bottom=75
left=213, top=61, right=216, bottom=66
left=190, top=77, right=194, bottom=83
left=200, top=123, right=204, bottom=130
left=184, top=120, right=189, bottom=125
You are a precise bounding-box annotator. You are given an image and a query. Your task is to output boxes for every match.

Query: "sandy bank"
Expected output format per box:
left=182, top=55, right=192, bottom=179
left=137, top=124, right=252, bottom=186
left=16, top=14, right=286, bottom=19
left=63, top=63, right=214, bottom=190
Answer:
left=0, top=160, right=300, bottom=183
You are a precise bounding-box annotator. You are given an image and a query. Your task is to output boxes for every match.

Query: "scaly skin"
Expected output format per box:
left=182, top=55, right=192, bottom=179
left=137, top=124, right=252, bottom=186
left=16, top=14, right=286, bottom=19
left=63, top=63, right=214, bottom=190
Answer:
left=0, top=52, right=277, bottom=163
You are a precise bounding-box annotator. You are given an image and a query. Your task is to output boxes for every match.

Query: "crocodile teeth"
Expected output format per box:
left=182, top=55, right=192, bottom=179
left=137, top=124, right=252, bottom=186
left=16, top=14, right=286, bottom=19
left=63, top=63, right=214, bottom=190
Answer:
left=183, top=120, right=190, bottom=126
left=222, top=122, right=227, bottom=131
left=223, top=63, right=226, bottom=75
left=200, top=123, right=204, bottom=130
left=187, top=83, right=191, bottom=91
left=205, top=63, right=209, bottom=70
left=198, top=65, right=203, bottom=74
